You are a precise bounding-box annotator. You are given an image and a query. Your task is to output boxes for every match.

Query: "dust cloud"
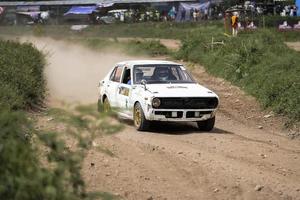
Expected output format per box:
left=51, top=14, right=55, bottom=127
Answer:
left=19, top=36, right=149, bottom=104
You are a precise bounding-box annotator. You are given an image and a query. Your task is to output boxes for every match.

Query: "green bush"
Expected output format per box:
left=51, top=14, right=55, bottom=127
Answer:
left=0, top=40, right=46, bottom=110
left=176, top=29, right=300, bottom=122
left=0, top=107, right=92, bottom=200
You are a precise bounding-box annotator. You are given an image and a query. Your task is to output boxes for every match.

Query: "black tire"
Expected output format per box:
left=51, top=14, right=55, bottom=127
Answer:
left=197, top=116, right=215, bottom=132
left=98, top=97, right=110, bottom=113
left=133, top=103, right=150, bottom=131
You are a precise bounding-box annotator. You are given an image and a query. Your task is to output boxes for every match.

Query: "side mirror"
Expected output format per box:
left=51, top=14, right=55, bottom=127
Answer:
left=141, top=79, right=147, bottom=90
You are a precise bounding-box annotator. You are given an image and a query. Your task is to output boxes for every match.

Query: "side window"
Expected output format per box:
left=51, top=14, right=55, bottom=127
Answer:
left=110, top=66, right=123, bottom=82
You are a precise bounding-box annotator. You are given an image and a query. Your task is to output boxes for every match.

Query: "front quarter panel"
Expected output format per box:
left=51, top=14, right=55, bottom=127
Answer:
left=131, top=85, right=153, bottom=116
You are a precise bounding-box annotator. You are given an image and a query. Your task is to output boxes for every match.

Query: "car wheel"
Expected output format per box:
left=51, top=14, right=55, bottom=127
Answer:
left=134, top=103, right=150, bottom=131
left=197, top=116, right=215, bottom=131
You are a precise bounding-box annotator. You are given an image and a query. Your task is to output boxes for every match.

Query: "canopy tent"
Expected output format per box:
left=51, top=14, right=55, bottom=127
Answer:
left=16, top=5, right=40, bottom=12
left=97, top=3, right=114, bottom=8
left=64, top=6, right=98, bottom=15
left=175, top=2, right=210, bottom=22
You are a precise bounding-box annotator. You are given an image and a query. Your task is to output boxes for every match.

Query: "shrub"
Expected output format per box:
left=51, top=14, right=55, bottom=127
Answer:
left=0, top=40, right=46, bottom=110
left=0, top=107, right=91, bottom=200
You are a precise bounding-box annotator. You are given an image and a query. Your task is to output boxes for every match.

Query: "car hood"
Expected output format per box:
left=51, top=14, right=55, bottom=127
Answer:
left=144, top=83, right=218, bottom=98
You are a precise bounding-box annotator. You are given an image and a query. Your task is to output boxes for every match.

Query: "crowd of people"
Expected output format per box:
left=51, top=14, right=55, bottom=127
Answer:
left=279, top=5, right=298, bottom=17
left=106, top=6, right=221, bottom=23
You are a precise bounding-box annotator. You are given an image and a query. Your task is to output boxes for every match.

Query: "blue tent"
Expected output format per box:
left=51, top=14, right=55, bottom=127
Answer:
left=64, top=6, right=97, bottom=15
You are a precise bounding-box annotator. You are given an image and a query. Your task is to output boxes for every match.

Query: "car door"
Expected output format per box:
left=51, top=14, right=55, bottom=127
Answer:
left=116, top=66, right=132, bottom=115
left=106, top=65, right=123, bottom=107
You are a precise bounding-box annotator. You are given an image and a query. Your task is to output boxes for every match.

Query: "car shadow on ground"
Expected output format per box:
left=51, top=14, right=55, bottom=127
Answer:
left=119, top=119, right=233, bottom=135
left=149, top=121, right=234, bottom=135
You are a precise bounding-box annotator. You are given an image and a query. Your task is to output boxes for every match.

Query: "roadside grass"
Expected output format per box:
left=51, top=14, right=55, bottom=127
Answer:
left=175, top=29, right=300, bottom=124
left=70, top=37, right=171, bottom=56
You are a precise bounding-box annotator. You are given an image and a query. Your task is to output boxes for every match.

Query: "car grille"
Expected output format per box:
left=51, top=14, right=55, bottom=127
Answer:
left=157, top=97, right=218, bottom=109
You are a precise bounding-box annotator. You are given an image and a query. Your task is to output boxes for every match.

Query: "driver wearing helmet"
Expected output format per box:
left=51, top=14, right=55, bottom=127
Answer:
left=152, top=67, right=176, bottom=81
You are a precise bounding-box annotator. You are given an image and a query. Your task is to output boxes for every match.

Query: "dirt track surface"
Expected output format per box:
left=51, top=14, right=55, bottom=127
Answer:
left=24, top=37, right=300, bottom=200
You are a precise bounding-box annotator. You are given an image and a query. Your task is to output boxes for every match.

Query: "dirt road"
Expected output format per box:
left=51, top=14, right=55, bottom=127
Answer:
left=24, top=37, right=300, bottom=200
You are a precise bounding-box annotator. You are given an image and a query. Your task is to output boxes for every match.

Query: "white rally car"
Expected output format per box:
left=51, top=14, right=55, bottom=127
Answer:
left=98, top=60, right=219, bottom=131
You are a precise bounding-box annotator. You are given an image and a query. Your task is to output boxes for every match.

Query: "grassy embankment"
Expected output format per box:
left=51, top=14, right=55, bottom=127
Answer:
left=0, top=40, right=120, bottom=200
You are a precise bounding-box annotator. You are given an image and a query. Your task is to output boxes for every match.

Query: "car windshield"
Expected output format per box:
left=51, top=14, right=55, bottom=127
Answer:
left=133, top=65, right=195, bottom=84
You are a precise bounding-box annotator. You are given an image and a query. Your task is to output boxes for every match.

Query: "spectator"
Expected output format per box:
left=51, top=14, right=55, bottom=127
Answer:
left=168, top=7, right=176, bottom=21
left=231, top=12, right=239, bottom=37
left=294, top=5, right=298, bottom=16
left=204, top=8, right=208, bottom=20
left=281, top=9, right=286, bottom=16
left=181, top=9, right=186, bottom=21
left=193, top=9, right=197, bottom=22
left=290, top=7, right=294, bottom=16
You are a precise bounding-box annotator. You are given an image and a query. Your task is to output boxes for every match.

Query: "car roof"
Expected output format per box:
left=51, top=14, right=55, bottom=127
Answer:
left=116, top=60, right=181, bottom=67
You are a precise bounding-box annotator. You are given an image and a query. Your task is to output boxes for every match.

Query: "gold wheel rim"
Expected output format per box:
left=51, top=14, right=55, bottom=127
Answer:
left=104, top=99, right=110, bottom=112
left=134, top=107, right=141, bottom=127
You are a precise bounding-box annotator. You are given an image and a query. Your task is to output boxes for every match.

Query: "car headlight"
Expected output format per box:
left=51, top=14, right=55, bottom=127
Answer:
left=152, top=98, right=161, bottom=108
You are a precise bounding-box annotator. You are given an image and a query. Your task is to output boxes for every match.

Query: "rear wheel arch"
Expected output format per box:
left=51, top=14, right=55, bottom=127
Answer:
left=98, top=94, right=108, bottom=112
left=102, top=94, right=108, bottom=103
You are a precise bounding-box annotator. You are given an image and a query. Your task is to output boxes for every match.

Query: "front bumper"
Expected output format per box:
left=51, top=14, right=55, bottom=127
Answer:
left=145, top=108, right=216, bottom=122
